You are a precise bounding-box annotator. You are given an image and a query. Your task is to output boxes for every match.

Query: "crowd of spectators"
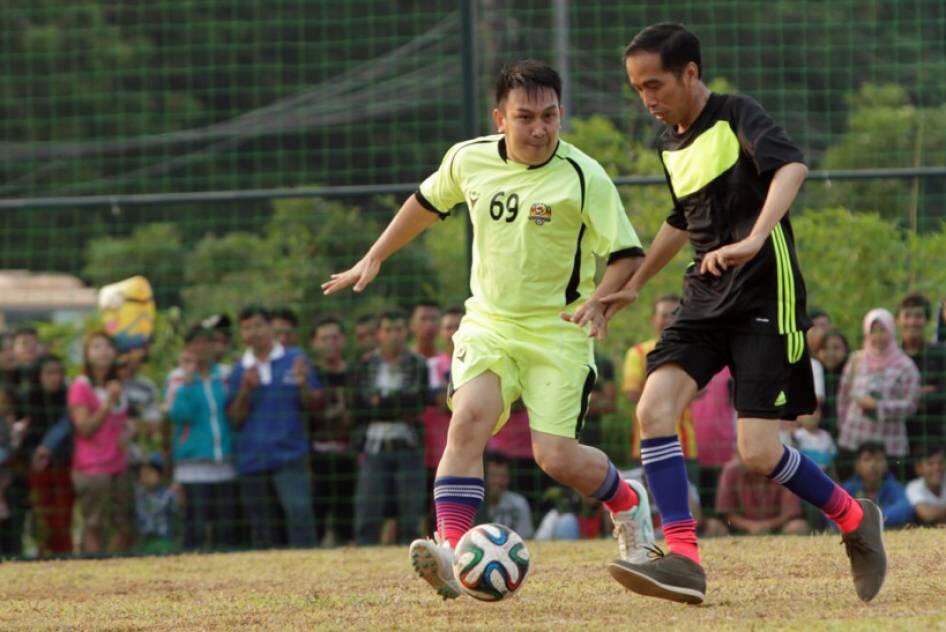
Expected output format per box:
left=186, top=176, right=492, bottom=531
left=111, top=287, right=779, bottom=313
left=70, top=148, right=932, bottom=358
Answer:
left=0, top=292, right=942, bottom=558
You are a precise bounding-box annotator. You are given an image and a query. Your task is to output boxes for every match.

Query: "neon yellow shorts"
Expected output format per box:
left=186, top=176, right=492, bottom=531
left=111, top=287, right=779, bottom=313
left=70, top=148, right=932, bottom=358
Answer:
left=448, top=310, right=596, bottom=439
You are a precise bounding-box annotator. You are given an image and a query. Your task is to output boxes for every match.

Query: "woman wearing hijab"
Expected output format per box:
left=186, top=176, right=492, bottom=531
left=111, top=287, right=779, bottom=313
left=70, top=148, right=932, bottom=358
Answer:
left=837, top=309, right=920, bottom=481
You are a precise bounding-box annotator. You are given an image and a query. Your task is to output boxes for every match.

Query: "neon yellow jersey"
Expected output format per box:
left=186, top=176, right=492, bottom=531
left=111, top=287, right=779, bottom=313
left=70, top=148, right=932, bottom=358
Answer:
left=417, top=134, right=643, bottom=319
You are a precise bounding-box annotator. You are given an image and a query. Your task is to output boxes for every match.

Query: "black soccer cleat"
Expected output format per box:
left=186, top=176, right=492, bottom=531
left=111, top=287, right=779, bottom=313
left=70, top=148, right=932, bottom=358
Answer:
left=608, top=546, right=706, bottom=605
left=842, top=498, right=887, bottom=602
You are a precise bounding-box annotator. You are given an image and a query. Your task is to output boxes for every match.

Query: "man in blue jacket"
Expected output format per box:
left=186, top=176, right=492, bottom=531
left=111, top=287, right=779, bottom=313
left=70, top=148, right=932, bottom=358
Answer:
left=227, top=305, right=321, bottom=548
left=842, top=441, right=914, bottom=528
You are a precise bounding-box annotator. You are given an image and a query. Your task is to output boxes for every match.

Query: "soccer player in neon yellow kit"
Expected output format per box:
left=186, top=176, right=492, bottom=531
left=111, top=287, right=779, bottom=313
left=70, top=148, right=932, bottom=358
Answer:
left=324, top=60, right=653, bottom=599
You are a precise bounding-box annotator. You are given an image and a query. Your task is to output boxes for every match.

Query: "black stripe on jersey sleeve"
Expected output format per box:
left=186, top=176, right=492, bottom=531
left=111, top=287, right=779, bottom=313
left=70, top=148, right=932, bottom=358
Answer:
left=414, top=189, right=449, bottom=220
left=607, top=247, right=645, bottom=264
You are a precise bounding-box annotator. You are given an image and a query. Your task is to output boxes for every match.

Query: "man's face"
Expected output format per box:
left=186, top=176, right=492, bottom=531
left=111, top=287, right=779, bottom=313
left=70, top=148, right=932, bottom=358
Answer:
left=13, top=333, right=39, bottom=365
left=410, top=306, right=441, bottom=345
left=897, top=305, right=927, bottom=343
left=377, top=317, right=407, bottom=354
left=917, top=452, right=945, bottom=489
left=856, top=451, right=888, bottom=486
left=625, top=52, right=698, bottom=128
left=440, top=313, right=462, bottom=345
left=272, top=317, right=298, bottom=347
left=652, top=299, right=679, bottom=336
left=355, top=322, right=378, bottom=354
left=486, top=461, right=511, bottom=499
left=240, top=315, right=273, bottom=350
left=312, top=323, right=345, bottom=360
left=492, top=87, right=562, bottom=166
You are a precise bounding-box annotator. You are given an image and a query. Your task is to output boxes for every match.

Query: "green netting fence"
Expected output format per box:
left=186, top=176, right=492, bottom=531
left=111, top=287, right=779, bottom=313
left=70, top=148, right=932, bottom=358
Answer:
left=0, top=1, right=944, bottom=556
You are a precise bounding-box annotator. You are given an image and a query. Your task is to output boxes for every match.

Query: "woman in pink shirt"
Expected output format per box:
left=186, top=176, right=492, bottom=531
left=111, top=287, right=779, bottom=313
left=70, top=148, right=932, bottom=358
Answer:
left=69, top=332, right=131, bottom=553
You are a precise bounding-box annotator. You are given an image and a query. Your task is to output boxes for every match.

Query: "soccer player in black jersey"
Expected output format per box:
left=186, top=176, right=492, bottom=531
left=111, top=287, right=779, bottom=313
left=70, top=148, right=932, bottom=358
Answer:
left=602, top=23, right=887, bottom=605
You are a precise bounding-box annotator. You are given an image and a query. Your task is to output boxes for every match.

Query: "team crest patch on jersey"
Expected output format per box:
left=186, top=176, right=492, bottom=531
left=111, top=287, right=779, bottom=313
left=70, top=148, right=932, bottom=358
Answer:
left=529, top=203, right=552, bottom=225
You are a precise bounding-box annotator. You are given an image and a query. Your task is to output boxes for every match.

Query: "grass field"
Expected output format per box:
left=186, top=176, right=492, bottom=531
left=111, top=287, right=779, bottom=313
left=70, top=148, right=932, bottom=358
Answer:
left=1, top=529, right=944, bottom=631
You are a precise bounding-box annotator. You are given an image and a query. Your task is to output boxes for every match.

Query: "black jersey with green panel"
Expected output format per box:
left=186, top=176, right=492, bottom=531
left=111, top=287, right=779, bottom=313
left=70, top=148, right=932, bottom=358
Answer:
left=659, top=92, right=810, bottom=347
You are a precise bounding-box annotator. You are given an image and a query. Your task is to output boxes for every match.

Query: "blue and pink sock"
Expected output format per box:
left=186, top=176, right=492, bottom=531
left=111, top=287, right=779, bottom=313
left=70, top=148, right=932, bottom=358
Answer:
left=767, top=445, right=863, bottom=533
left=433, top=476, right=485, bottom=548
left=593, top=461, right=639, bottom=514
left=641, top=436, right=700, bottom=564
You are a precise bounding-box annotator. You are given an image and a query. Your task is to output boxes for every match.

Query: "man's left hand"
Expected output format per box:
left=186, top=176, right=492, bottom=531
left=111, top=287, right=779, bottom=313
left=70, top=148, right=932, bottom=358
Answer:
left=700, top=234, right=767, bottom=277
left=561, top=299, right=608, bottom=339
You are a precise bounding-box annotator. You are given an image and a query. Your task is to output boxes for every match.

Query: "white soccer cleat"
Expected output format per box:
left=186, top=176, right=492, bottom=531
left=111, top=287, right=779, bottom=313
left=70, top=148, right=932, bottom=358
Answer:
left=610, top=478, right=656, bottom=564
left=409, top=535, right=462, bottom=600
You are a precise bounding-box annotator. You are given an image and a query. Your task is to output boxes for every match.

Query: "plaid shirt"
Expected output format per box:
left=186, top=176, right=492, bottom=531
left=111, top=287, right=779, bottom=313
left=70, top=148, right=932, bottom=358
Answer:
left=837, top=350, right=921, bottom=456
left=352, top=349, right=428, bottom=426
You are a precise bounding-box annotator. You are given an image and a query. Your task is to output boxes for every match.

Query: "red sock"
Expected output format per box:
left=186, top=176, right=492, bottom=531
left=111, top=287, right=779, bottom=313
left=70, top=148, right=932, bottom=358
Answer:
left=603, top=479, right=639, bottom=514
left=824, top=486, right=864, bottom=534
left=663, top=518, right=700, bottom=564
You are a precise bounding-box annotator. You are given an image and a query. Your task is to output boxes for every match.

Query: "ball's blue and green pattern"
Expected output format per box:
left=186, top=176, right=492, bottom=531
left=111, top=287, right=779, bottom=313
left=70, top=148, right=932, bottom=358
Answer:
left=453, top=523, right=530, bottom=602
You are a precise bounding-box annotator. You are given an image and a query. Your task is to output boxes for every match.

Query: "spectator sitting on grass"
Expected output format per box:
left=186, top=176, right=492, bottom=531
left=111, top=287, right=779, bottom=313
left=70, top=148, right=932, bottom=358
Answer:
left=705, top=453, right=808, bottom=537
left=906, top=443, right=946, bottom=526
left=842, top=441, right=913, bottom=528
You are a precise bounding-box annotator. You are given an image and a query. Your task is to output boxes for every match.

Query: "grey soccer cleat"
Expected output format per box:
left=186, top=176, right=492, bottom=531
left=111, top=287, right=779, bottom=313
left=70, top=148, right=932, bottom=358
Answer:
left=608, top=547, right=706, bottom=605
left=610, top=479, right=656, bottom=564
left=409, top=535, right=462, bottom=600
left=842, top=498, right=887, bottom=602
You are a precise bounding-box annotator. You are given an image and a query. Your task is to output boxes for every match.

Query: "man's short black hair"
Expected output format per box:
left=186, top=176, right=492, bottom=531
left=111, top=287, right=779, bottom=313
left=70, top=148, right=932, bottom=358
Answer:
left=808, top=307, right=829, bottom=321
left=915, top=442, right=945, bottom=461
left=412, top=301, right=441, bottom=315
left=13, top=325, right=38, bottom=340
left=379, top=308, right=408, bottom=325
left=238, top=304, right=271, bottom=323
left=898, top=292, right=932, bottom=320
left=485, top=451, right=511, bottom=468
left=494, top=59, right=562, bottom=106
left=857, top=441, right=887, bottom=459
left=184, top=323, right=214, bottom=344
left=356, top=313, right=377, bottom=326
left=312, top=316, right=345, bottom=337
left=624, top=22, right=702, bottom=78
left=271, top=307, right=299, bottom=327
left=443, top=305, right=465, bottom=318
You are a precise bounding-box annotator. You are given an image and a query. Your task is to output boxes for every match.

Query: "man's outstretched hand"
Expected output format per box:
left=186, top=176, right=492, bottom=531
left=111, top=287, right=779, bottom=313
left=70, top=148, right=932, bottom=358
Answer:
left=561, top=299, right=609, bottom=339
left=322, top=256, right=381, bottom=295
left=598, top=286, right=640, bottom=320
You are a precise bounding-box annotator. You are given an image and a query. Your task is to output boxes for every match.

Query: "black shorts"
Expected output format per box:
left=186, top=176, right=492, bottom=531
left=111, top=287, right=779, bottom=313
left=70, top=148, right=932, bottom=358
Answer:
left=646, top=322, right=816, bottom=420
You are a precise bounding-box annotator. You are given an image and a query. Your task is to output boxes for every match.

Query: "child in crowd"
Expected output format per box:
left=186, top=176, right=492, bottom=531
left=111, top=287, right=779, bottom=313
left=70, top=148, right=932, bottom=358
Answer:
left=0, top=386, right=28, bottom=524
left=134, top=452, right=177, bottom=554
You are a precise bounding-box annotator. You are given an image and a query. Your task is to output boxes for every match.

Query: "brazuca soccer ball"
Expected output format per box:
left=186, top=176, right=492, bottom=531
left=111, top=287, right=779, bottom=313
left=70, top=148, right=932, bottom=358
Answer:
left=452, top=523, right=530, bottom=602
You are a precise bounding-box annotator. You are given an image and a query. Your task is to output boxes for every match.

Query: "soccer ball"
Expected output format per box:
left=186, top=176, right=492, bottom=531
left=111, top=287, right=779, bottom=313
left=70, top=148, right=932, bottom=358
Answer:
left=452, top=523, right=530, bottom=602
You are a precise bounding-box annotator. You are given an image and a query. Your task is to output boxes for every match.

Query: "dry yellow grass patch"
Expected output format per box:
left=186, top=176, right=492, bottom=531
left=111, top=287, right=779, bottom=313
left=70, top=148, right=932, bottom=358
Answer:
left=1, top=529, right=943, bottom=631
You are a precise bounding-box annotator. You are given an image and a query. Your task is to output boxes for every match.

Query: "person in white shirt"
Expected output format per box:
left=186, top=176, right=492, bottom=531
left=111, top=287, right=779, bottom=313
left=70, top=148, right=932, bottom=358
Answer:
left=906, top=444, right=946, bottom=526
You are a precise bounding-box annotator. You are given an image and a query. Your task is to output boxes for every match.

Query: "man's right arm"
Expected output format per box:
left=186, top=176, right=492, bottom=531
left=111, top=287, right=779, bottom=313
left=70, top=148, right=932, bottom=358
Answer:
left=601, top=221, right=690, bottom=319
left=322, top=194, right=441, bottom=295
